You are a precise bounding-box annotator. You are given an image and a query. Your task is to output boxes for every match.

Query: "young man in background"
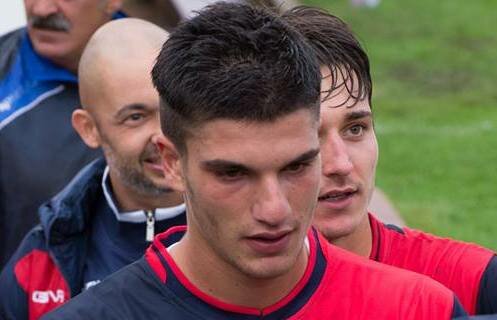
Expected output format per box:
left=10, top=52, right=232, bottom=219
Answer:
left=283, top=6, right=497, bottom=315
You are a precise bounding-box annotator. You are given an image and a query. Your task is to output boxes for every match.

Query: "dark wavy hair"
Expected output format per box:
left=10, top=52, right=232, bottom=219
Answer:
left=152, top=2, right=321, bottom=154
left=283, top=6, right=372, bottom=108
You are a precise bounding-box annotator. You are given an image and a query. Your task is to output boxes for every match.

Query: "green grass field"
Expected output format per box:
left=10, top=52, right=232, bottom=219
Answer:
left=301, top=0, right=497, bottom=250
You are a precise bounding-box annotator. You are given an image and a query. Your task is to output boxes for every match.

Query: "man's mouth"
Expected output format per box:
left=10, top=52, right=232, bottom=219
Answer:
left=245, top=230, right=293, bottom=255
left=142, top=154, right=163, bottom=173
left=318, top=188, right=358, bottom=209
left=318, top=190, right=356, bottom=201
left=144, top=156, right=161, bottom=165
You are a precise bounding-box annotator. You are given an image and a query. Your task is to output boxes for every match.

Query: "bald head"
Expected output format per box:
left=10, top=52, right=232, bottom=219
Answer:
left=79, top=18, right=168, bottom=111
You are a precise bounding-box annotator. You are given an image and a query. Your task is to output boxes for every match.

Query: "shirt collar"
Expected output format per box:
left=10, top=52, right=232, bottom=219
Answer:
left=101, top=166, right=185, bottom=223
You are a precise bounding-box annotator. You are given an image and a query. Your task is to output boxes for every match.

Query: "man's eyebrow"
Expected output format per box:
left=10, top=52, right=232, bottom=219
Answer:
left=114, top=103, right=150, bottom=119
left=344, top=110, right=372, bottom=122
left=201, top=159, right=248, bottom=172
left=200, top=148, right=320, bottom=172
left=284, top=148, right=321, bottom=167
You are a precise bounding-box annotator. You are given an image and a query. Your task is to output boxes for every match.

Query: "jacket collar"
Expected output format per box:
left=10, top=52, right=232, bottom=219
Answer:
left=39, top=157, right=106, bottom=245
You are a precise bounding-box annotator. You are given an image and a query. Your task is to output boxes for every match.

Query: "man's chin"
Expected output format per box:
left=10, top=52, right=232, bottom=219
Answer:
left=313, top=212, right=359, bottom=242
left=30, top=35, right=72, bottom=62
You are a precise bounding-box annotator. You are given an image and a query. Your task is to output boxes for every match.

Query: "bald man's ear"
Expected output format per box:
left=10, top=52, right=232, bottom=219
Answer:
left=104, top=0, right=123, bottom=15
left=153, top=134, right=185, bottom=193
left=72, top=108, right=101, bottom=149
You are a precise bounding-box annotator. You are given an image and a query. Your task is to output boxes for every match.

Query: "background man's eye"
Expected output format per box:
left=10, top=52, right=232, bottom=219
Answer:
left=349, top=125, right=364, bottom=135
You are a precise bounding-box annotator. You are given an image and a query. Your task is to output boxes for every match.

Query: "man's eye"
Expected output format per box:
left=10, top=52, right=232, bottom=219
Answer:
left=284, top=163, right=308, bottom=174
left=216, top=169, right=245, bottom=181
left=122, top=113, right=147, bottom=125
left=347, top=124, right=365, bottom=136
left=127, top=113, right=144, bottom=121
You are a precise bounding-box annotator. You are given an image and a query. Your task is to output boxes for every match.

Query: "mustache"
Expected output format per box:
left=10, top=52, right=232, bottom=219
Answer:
left=29, top=13, right=71, bottom=32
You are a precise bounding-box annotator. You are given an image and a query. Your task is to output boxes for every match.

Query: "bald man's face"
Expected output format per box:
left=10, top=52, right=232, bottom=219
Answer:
left=91, top=61, right=167, bottom=196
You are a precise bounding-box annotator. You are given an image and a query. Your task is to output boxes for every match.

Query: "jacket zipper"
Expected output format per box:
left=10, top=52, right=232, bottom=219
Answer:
left=145, top=210, right=155, bottom=242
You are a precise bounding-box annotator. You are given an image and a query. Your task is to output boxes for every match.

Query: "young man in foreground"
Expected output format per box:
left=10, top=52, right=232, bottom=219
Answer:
left=283, top=6, right=497, bottom=315
left=43, top=3, right=466, bottom=319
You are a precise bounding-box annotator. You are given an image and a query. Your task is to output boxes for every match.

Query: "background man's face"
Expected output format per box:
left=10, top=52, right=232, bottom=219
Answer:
left=314, top=67, right=378, bottom=242
left=180, top=109, right=321, bottom=280
left=24, top=0, right=113, bottom=68
left=93, top=58, right=167, bottom=196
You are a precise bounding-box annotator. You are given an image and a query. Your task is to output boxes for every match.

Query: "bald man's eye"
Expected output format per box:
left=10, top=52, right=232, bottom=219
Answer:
left=123, top=113, right=146, bottom=125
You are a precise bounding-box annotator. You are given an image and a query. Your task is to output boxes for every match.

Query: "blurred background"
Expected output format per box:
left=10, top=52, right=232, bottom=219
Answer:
left=0, top=1, right=25, bottom=34
left=2, top=0, right=496, bottom=250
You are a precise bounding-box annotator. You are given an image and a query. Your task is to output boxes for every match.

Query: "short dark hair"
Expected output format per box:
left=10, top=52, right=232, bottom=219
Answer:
left=282, top=6, right=372, bottom=107
left=152, top=2, right=320, bottom=154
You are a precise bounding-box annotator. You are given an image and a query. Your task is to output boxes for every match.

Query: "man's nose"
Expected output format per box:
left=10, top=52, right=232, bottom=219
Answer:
left=30, top=0, right=59, bottom=17
left=321, top=132, right=353, bottom=177
left=252, top=176, right=292, bottom=227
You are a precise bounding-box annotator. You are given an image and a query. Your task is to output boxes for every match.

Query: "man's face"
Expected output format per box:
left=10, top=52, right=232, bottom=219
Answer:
left=24, top=0, right=114, bottom=69
left=315, top=67, right=378, bottom=242
left=180, top=109, right=321, bottom=279
left=94, top=61, right=166, bottom=196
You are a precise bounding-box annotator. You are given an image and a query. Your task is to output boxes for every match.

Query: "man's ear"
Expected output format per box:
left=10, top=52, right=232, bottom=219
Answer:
left=153, top=134, right=185, bottom=193
left=104, top=0, right=123, bottom=15
left=72, top=108, right=101, bottom=149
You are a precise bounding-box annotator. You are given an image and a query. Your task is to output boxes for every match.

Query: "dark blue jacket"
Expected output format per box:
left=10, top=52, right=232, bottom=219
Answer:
left=0, top=158, right=186, bottom=320
left=0, top=28, right=100, bottom=268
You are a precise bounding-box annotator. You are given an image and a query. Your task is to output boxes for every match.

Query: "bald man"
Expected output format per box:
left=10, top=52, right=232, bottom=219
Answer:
left=0, top=18, right=186, bottom=320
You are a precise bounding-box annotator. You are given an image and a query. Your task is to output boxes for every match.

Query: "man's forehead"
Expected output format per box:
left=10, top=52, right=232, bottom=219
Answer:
left=184, top=112, right=319, bottom=167
left=203, top=109, right=315, bottom=135
left=319, top=97, right=372, bottom=129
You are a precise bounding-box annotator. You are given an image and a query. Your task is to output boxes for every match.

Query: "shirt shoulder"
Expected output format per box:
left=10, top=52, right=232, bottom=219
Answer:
left=0, top=28, right=24, bottom=80
left=371, top=214, right=495, bottom=314
left=42, top=258, right=199, bottom=320
left=476, top=255, right=497, bottom=314
left=295, top=238, right=458, bottom=320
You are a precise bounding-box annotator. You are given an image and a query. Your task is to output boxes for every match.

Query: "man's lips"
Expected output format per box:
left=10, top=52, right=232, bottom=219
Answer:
left=245, top=230, right=292, bottom=255
left=318, top=187, right=357, bottom=201
left=143, top=157, right=163, bottom=171
left=318, top=187, right=357, bottom=210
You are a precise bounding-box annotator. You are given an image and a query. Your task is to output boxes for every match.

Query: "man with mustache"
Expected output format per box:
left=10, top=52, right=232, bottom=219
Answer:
left=0, top=18, right=185, bottom=320
left=283, top=6, right=497, bottom=316
left=0, top=0, right=125, bottom=269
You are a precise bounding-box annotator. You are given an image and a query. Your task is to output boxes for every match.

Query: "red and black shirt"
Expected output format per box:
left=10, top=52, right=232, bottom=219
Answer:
left=369, top=213, right=496, bottom=315
left=42, top=226, right=466, bottom=319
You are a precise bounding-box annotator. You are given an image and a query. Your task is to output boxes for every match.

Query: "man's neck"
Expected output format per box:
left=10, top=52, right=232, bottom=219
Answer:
left=47, top=52, right=79, bottom=74
left=332, top=214, right=373, bottom=258
left=169, top=229, right=309, bottom=310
